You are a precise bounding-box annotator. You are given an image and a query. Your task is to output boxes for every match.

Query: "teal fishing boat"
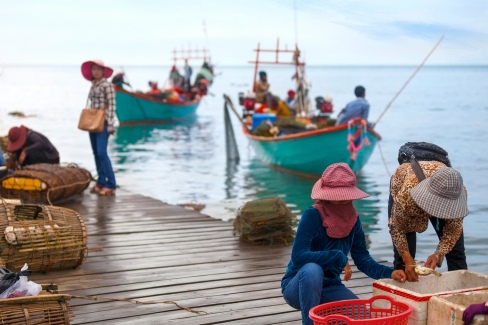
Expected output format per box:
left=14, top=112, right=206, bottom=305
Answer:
left=242, top=122, right=378, bottom=175
left=114, top=48, right=213, bottom=126
left=225, top=40, right=380, bottom=175
left=114, top=87, right=201, bottom=126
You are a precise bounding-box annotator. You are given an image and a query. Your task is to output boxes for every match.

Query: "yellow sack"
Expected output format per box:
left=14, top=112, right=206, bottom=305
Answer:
left=2, top=177, right=47, bottom=191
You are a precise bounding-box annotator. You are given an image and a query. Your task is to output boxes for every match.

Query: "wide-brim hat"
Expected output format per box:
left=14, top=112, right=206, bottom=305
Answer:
left=7, top=125, right=29, bottom=152
left=311, top=162, right=369, bottom=201
left=410, top=167, right=468, bottom=219
left=81, top=59, right=114, bottom=81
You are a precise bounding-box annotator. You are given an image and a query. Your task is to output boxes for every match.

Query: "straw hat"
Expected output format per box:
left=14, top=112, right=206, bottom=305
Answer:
left=81, top=59, right=114, bottom=81
left=7, top=125, right=29, bottom=152
left=311, top=163, right=369, bottom=201
left=410, top=167, right=468, bottom=219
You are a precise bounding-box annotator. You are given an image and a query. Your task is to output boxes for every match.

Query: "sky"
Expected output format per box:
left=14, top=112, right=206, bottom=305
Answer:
left=0, top=0, right=487, bottom=66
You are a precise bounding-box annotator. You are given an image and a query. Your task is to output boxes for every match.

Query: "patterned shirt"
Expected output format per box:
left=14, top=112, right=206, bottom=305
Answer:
left=389, top=161, right=465, bottom=266
left=89, top=78, right=116, bottom=126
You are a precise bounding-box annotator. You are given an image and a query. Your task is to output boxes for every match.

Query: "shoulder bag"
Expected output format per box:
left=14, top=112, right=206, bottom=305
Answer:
left=78, top=93, right=106, bottom=133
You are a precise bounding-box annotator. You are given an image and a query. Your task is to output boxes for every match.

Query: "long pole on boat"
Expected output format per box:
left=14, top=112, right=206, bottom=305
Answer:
left=374, top=35, right=445, bottom=126
left=223, top=94, right=248, bottom=128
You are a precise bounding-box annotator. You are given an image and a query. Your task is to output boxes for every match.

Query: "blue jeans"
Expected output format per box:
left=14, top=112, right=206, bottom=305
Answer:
left=282, top=263, right=358, bottom=325
left=89, top=122, right=116, bottom=190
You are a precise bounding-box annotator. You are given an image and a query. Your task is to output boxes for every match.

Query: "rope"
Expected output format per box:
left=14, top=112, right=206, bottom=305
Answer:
left=46, top=180, right=91, bottom=206
left=68, top=294, right=208, bottom=315
left=377, top=141, right=391, bottom=178
left=374, top=35, right=444, bottom=126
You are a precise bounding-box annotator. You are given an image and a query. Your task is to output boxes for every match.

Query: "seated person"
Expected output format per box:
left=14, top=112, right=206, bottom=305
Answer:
left=315, top=96, right=333, bottom=117
left=111, top=72, right=131, bottom=89
left=255, top=71, right=275, bottom=107
left=7, top=125, right=60, bottom=168
left=146, top=81, right=162, bottom=96
left=285, top=90, right=298, bottom=115
left=281, top=163, right=406, bottom=325
left=336, top=85, right=371, bottom=126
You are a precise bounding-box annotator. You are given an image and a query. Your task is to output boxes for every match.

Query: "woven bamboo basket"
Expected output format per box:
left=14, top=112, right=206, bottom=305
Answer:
left=0, top=163, right=92, bottom=205
left=0, top=200, right=88, bottom=273
left=233, top=197, right=298, bottom=245
left=0, top=284, right=73, bottom=325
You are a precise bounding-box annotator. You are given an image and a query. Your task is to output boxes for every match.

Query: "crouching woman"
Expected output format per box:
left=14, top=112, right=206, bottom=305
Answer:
left=281, top=163, right=406, bottom=325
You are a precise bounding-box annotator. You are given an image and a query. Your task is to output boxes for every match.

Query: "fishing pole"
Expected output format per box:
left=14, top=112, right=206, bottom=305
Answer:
left=374, top=35, right=445, bottom=126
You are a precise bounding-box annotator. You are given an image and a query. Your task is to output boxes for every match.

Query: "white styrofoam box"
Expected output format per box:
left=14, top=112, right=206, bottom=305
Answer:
left=372, top=270, right=488, bottom=325
left=427, top=291, right=488, bottom=325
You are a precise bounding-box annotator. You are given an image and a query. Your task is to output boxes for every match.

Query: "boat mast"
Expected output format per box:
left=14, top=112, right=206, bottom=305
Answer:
left=172, top=48, right=211, bottom=65
left=249, top=39, right=306, bottom=116
left=252, top=43, right=260, bottom=92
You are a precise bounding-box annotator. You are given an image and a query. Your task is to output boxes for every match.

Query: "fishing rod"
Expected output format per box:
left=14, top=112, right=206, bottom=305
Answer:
left=374, top=35, right=445, bottom=126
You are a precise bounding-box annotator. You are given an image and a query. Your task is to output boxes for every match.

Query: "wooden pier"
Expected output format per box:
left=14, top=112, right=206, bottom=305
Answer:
left=28, top=189, right=387, bottom=324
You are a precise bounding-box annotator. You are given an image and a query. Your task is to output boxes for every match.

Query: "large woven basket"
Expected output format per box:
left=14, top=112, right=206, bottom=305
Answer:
left=0, top=200, right=88, bottom=273
left=0, top=163, right=92, bottom=205
left=0, top=284, right=73, bottom=325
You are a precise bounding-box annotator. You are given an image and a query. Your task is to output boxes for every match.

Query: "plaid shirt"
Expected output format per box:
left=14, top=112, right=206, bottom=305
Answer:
left=89, top=78, right=115, bottom=126
left=389, top=161, right=464, bottom=266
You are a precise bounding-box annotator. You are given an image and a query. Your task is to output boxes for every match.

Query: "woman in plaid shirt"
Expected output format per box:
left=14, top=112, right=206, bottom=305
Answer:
left=81, top=59, right=117, bottom=196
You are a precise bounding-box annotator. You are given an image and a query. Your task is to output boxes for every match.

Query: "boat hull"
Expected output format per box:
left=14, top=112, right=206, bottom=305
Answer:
left=244, top=124, right=378, bottom=175
left=115, top=87, right=200, bottom=125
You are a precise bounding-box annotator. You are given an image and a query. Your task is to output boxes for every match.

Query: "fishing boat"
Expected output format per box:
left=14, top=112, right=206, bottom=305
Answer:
left=114, top=88, right=202, bottom=126
left=114, top=48, right=213, bottom=126
left=224, top=40, right=380, bottom=175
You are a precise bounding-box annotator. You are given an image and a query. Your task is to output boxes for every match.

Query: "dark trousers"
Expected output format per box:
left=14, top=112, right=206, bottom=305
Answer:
left=388, top=194, right=467, bottom=271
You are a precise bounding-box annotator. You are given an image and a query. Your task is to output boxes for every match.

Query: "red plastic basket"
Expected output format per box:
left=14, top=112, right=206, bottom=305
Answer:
left=309, top=295, right=412, bottom=325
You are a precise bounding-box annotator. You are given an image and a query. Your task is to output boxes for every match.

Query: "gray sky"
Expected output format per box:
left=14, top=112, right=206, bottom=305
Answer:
left=0, top=0, right=487, bottom=66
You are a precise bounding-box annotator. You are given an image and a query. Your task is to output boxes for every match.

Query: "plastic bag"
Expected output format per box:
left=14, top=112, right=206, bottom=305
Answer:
left=0, top=264, right=42, bottom=299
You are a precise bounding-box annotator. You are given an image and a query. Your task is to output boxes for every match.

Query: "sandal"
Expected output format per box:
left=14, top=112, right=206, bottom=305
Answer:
left=90, top=184, right=103, bottom=193
left=98, top=188, right=116, bottom=196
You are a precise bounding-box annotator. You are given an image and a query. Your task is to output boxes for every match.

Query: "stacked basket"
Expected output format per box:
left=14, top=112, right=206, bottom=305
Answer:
left=233, top=197, right=298, bottom=245
left=0, top=199, right=87, bottom=272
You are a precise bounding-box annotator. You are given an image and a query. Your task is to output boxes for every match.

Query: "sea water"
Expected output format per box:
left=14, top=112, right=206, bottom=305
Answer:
left=0, top=64, right=487, bottom=273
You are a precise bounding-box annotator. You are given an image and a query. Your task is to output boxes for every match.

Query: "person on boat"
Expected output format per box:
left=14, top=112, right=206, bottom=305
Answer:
left=388, top=157, right=468, bottom=282
left=193, top=61, right=214, bottom=87
left=336, top=85, right=370, bottom=126
left=195, top=78, right=208, bottom=97
left=81, top=59, right=117, bottom=196
left=285, top=89, right=298, bottom=115
left=146, top=81, right=162, bottom=96
left=111, top=72, right=130, bottom=89
left=6, top=125, right=60, bottom=167
left=281, top=163, right=406, bottom=325
left=255, top=71, right=273, bottom=107
left=183, top=59, right=193, bottom=92
left=169, top=65, right=184, bottom=90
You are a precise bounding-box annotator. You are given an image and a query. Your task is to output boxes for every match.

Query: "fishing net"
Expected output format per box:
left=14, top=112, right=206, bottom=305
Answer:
left=233, top=197, right=298, bottom=245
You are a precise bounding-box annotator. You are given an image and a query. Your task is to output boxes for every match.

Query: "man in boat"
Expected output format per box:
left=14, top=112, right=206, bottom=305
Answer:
left=285, top=90, right=298, bottom=115
left=146, top=81, right=162, bottom=96
left=169, top=65, right=184, bottom=90
left=194, top=61, right=213, bottom=87
left=388, top=151, right=468, bottom=282
left=111, top=72, right=130, bottom=89
left=336, top=85, right=370, bottom=126
left=183, top=59, right=193, bottom=92
left=255, top=71, right=276, bottom=109
left=6, top=125, right=60, bottom=168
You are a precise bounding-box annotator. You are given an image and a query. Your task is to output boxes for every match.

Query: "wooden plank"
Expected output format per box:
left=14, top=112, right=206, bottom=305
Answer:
left=21, top=189, right=387, bottom=324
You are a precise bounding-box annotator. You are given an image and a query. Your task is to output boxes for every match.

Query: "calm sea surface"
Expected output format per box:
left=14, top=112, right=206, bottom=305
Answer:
left=1, top=65, right=487, bottom=273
